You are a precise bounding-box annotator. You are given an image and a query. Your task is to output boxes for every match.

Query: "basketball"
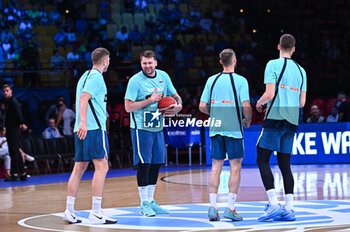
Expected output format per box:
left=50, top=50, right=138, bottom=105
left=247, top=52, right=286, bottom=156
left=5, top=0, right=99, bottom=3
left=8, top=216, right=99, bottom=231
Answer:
left=158, top=96, right=176, bottom=112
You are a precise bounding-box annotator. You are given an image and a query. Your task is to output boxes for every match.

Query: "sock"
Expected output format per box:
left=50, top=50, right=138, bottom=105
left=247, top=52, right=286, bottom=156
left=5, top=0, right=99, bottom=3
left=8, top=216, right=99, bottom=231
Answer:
left=138, top=186, right=148, bottom=203
left=266, top=189, right=278, bottom=205
left=148, top=185, right=156, bottom=202
left=227, top=193, right=237, bottom=210
left=285, top=194, right=294, bottom=210
left=92, top=196, right=102, bottom=214
left=66, top=196, right=75, bottom=212
left=209, top=193, right=217, bottom=208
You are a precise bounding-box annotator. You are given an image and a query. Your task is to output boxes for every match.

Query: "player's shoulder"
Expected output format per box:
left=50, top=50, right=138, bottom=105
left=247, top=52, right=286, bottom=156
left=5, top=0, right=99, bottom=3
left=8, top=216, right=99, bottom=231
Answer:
left=267, top=58, right=282, bottom=66
left=156, top=69, right=170, bottom=78
left=129, top=71, right=143, bottom=82
left=292, top=60, right=306, bottom=74
left=233, top=73, right=247, bottom=82
left=206, top=72, right=222, bottom=83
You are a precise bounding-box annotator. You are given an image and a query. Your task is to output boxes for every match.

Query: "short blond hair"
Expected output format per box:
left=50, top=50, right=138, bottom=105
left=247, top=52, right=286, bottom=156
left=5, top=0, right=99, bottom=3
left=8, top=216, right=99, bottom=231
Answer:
left=219, top=49, right=236, bottom=67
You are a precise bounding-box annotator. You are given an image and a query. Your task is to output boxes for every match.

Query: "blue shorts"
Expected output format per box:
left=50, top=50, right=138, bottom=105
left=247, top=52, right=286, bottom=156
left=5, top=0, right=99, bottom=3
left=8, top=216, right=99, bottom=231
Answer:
left=130, top=129, right=166, bottom=166
left=210, top=135, right=244, bottom=160
left=75, top=129, right=109, bottom=162
left=257, top=127, right=295, bottom=154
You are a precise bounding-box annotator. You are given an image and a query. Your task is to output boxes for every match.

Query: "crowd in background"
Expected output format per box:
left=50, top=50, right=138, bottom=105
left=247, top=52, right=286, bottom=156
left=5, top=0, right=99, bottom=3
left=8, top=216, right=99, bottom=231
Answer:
left=0, top=0, right=349, bottom=131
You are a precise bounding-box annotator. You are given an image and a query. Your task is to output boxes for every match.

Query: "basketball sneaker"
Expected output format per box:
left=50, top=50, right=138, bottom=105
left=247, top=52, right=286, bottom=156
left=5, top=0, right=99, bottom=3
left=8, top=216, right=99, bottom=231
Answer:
left=88, top=210, right=117, bottom=224
left=150, top=200, right=169, bottom=214
left=140, top=201, right=156, bottom=217
left=223, top=207, right=243, bottom=221
left=258, top=203, right=284, bottom=221
left=273, top=207, right=296, bottom=221
left=63, top=210, right=82, bottom=224
left=208, top=206, right=220, bottom=221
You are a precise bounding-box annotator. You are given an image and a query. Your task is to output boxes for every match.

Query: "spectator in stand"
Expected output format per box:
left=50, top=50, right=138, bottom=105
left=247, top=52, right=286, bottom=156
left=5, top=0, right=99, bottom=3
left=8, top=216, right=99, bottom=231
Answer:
left=134, top=0, right=147, bottom=12
left=0, top=127, right=11, bottom=178
left=42, top=118, right=62, bottom=139
left=28, top=5, right=40, bottom=24
left=54, top=28, right=67, bottom=48
left=56, top=102, right=75, bottom=137
left=306, top=105, right=325, bottom=123
left=18, top=5, right=29, bottom=21
left=45, top=96, right=65, bottom=121
left=1, top=28, right=15, bottom=44
left=18, top=40, right=41, bottom=87
left=50, top=49, right=66, bottom=68
left=38, top=4, right=48, bottom=25
left=18, top=27, right=35, bottom=46
left=75, top=15, right=88, bottom=36
left=129, top=24, right=143, bottom=46
left=66, top=48, right=80, bottom=62
left=200, top=12, right=213, bottom=33
left=116, top=26, right=130, bottom=56
left=19, top=18, right=32, bottom=32
left=49, top=6, right=61, bottom=25
left=212, top=4, right=224, bottom=19
left=0, top=45, right=4, bottom=71
left=66, top=27, right=77, bottom=45
left=2, top=2, right=19, bottom=26
left=335, top=91, right=346, bottom=109
left=339, top=95, right=350, bottom=122
left=326, top=106, right=339, bottom=123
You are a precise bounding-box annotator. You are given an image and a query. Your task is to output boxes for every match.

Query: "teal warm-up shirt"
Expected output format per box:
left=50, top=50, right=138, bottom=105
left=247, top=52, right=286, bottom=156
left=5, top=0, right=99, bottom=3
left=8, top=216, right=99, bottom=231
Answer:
left=264, top=58, right=307, bottom=126
left=200, top=72, right=250, bottom=139
left=125, top=69, right=177, bottom=132
left=74, top=69, right=107, bottom=132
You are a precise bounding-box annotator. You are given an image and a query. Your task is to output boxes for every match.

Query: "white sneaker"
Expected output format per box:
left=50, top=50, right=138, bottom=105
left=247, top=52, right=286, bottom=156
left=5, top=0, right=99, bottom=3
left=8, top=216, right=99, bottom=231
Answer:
left=63, top=210, right=82, bottom=224
left=88, top=210, right=117, bottom=224
left=25, top=155, right=35, bottom=162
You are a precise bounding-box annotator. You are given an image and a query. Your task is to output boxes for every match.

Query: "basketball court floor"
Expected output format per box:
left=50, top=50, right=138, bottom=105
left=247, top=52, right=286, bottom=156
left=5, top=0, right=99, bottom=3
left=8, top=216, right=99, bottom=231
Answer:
left=1, top=164, right=350, bottom=232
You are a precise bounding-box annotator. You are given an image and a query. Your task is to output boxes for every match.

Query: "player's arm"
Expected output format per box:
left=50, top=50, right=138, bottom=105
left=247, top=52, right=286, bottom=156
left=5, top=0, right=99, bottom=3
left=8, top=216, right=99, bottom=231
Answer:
left=299, top=91, right=306, bottom=108
left=163, top=93, right=183, bottom=116
left=125, top=89, right=162, bottom=113
left=199, top=101, right=210, bottom=115
left=77, top=92, right=91, bottom=140
left=256, top=83, right=275, bottom=113
left=242, top=100, right=252, bottom=128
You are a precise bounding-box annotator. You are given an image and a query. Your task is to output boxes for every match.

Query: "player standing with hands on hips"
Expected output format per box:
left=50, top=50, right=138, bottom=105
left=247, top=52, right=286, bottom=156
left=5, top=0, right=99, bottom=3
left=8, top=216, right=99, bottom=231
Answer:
left=125, top=50, right=182, bottom=217
left=200, top=48, right=252, bottom=221
left=256, top=34, right=307, bottom=221
left=63, top=47, right=117, bottom=224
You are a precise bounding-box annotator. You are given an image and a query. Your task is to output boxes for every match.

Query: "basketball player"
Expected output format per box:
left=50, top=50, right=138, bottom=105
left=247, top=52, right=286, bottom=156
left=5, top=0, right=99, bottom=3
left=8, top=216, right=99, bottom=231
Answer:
left=256, top=34, right=307, bottom=221
left=199, top=49, right=252, bottom=221
left=63, top=48, right=117, bottom=224
left=125, top=50, right=182, bottom=216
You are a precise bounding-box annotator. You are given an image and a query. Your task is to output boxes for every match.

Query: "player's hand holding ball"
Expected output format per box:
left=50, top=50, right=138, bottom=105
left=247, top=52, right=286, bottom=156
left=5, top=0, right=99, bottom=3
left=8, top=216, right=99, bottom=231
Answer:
left=158, top=96, right=182, bottom=116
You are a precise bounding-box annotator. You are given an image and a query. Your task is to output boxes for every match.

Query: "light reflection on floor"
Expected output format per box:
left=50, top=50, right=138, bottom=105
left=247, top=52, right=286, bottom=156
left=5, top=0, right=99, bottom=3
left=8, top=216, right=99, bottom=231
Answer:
left=162, top=165, right=350, bottom=200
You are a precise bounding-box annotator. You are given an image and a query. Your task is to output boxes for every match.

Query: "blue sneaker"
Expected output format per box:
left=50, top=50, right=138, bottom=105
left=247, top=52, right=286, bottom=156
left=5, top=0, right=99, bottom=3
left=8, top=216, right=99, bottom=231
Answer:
left=223, top=207, right=243, bottom=221
left=274, top=207, right=296, bottom=221
left=258, top=204, right=284, bottom=221
left=150, top=200, right=169, bottom=214
left=140, top=201, right=156, bottom=217
left=208, top=206, right=220, bottom=221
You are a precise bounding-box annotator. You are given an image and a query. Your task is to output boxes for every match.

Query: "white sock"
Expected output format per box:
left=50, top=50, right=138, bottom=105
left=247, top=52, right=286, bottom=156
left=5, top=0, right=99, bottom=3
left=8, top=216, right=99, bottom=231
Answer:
left=138, top=186, right=148, bottom=203
left=66, top=196, right=75, bottom=212
left=92, top=196, right=102, bottom=214
left=209, top=193, right=217, bottom=208
left=148, top=185, right=156, bottom=202
left=227, top=193, right=237, bottom=210
left=266, top=189, right=278, bottom=205
left=285, top=194, right=294, bottom=210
